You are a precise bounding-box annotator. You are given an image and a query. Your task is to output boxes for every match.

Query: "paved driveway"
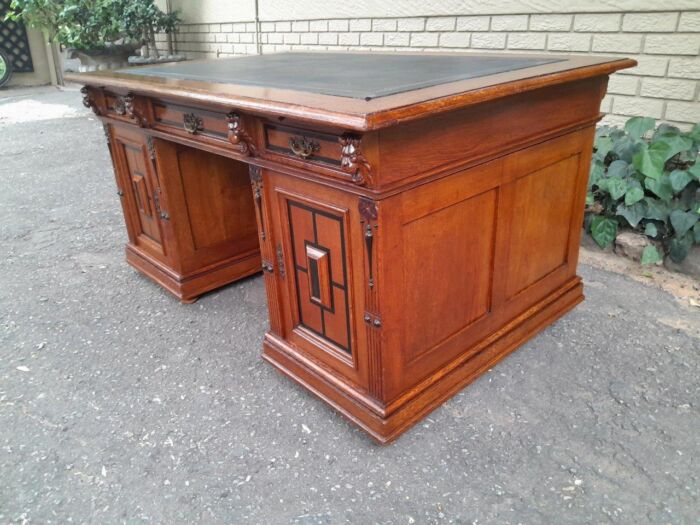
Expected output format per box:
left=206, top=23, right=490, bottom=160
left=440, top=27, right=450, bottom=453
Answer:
left=1, top=86, right=698, bottom=524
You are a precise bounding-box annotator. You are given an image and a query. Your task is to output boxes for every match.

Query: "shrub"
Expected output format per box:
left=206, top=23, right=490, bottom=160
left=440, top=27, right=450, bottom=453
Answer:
left=6, top=0, right=180, bottom=53
left=586, top=117, right=700, bottom=264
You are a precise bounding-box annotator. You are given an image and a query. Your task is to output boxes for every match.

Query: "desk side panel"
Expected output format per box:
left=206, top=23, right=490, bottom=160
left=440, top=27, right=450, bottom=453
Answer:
left=380, top=127, right=594, bottom=405
left=376, top=76, right=605, bottom=190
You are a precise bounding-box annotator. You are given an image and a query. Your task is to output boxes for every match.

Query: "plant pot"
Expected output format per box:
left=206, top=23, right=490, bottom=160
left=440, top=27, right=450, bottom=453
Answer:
left=128, top=53, right=187, bottom=66
left=66, top=45, right=138, bottom=72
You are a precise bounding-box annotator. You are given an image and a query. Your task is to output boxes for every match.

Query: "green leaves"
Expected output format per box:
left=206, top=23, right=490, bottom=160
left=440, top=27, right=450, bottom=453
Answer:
left=594, top=135, right=614, bottom=159
left=586, top=117, right=700, bottom=264
left=643, top=197, right=669, bottom=221
left=591, top=216, right=618, bottom=248
left=690, top=123, right=700, bottom=143
left=624, top=180, right=644, bottom=206
left=7, top=0, right=181, bottom=50
left=607, top=176, right=627, bottom=200
left=688, top=162, right=700, bottom=182
left=655, top=133, right=693, bottom=160
left=607, top=160, right=629, bottom=179
left=641, top=245, right=663, bottom=265
left=625, top=117, right=655, bottom=140
left=644, top=223, right=658, bottom=238
left=670, top=210, right=699, bottom=238
left=645, top=175, right=673, bottom=202
left=669, top=169, right=692, bottom=193
left=633, top=141, right=671, bottom=180
left=617, top=202, right=647, bottom=228
left=668, top=233, right=694, bottom=263
left=589, top=159, right=604, bottom=189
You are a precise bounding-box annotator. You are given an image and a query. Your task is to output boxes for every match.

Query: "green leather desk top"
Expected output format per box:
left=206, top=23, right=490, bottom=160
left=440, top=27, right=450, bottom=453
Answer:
left=118, top=52, right=562, bottom=100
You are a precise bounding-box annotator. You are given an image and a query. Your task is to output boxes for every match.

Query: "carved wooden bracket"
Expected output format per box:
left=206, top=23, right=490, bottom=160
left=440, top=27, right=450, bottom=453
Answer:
left=359, top=196, right=378, bottom=290
left=80, top=86, right=102, bottom=116
left=248, top=165, right=266, bottom=240
left=123, top=94, right=149, bottom=128
left=226, top=112, right=257, bottom=156
left=340, top=134, right=373, bottom=186
left=146, top=135, right=156, bottom=161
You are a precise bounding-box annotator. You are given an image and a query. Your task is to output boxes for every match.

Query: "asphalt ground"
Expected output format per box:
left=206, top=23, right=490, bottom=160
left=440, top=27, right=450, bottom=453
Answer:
left=1, top=86, right=698, bottom=524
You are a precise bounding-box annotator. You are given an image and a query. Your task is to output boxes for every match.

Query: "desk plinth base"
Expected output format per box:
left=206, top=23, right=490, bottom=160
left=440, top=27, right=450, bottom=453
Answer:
left=125, top=244, right=261, bottom=303
left=262, top=278, right=584, bottom=444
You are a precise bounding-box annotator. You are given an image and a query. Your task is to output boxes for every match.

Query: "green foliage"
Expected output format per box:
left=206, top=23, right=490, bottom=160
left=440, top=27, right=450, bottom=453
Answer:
left=641, top=245, right=663, bottom=265
left=6, top=0, right=60, bottom=37
left=122, top=0, right=180, bottom=42
left=587, top=117, right=700, bottom=263
left=591, top=216, right=617, bottom=248
left=57, top=0, right=125, bottom=50
left=624, top=117, right=655, bottom=140
left=6, top=0, right=181, bottom=51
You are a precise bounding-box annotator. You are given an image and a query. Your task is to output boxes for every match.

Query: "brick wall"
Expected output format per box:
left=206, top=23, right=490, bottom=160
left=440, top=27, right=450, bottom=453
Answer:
left=159, top=10, right=700, bottom=129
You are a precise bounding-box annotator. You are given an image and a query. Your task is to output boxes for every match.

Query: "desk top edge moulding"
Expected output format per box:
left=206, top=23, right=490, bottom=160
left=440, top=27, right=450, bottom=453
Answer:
left=69, top=51, right=636, bottom=443
left=67, top=51, right=635, bottom=131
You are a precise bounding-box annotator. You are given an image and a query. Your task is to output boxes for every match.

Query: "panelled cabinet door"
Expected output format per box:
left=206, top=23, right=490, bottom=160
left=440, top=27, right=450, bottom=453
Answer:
left=266, top=170, right=368, bottom=390
left=109, top=124, right=170, bottom=263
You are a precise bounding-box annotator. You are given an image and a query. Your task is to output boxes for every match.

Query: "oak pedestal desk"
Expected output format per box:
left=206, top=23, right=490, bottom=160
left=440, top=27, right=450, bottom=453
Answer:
left=69, top=52, right=635, bottom=443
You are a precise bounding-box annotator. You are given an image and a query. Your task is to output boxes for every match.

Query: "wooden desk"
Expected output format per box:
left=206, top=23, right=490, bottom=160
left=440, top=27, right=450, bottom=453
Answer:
left=68, top=52, right=635, bottom=443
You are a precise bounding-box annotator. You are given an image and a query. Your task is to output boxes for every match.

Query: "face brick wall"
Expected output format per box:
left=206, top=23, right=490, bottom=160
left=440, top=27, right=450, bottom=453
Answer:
left=157, top=10, right=700, bottom=129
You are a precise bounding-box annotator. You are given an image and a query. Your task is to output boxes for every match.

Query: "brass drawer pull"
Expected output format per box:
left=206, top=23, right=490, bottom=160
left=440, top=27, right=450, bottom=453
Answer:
left=288, top=136, right=320, bottom=159
left=183, top=113, right=203, bottom=134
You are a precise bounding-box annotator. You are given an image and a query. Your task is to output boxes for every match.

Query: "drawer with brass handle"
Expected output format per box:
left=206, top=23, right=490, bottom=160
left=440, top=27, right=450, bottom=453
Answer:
left=151, top=101, right=229, bottom=141
left=263, top=123, right=343, bottom=168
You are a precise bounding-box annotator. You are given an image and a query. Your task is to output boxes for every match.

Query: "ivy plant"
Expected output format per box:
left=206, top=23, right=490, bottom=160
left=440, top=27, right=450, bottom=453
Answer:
left=586, top=117, right=700, bottom=264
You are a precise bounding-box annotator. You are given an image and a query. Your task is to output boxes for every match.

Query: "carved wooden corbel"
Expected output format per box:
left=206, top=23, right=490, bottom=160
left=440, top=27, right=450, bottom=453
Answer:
left=248, top=165, right=266, bottom=240
left=226, top=112, right=257, bottom=156
left=340, top=134, right=373, bottom=186
left=80, top=86, right=102, bottom=116
left=359, top=196, right=378, bottom=290
left=123, top=94, right=149, bottom=128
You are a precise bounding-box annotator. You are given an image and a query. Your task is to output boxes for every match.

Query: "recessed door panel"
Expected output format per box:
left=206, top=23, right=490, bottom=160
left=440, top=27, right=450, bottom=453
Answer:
left=111, top=126, right=167, bottom=262
left=401, top=189, right=497, bottom=363
left=286, top=199, right=352, bottom=356
left=504, top=155, right=580, bottom=299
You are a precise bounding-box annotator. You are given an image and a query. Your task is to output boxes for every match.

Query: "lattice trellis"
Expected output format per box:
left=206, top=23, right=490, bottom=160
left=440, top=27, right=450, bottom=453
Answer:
left=0, top=0, right=34, bottom=73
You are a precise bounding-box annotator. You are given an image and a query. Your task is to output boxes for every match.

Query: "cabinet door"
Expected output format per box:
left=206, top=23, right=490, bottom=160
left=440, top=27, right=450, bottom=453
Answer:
left=266, top=171, right=367, bottom=388
left=109, top=124, right=169, bottom=263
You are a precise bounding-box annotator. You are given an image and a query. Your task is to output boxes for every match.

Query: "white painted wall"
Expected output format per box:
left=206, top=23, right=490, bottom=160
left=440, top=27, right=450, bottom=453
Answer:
left=258, top=0, right=700, bottom=20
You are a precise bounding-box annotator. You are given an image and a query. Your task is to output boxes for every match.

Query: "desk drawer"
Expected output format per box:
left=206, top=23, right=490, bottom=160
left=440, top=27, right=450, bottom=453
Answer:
left=152, top=102, right=230, bottom=142
left=264, top=124, right=343, bottom=169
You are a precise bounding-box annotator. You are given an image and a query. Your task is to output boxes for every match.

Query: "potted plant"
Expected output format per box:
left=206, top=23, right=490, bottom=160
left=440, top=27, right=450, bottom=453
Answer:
left=6, top=0, right=183, bottom=73
left=122, top=0, right=183, bottom=65
left=58, top=0, right=138, bottom=71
